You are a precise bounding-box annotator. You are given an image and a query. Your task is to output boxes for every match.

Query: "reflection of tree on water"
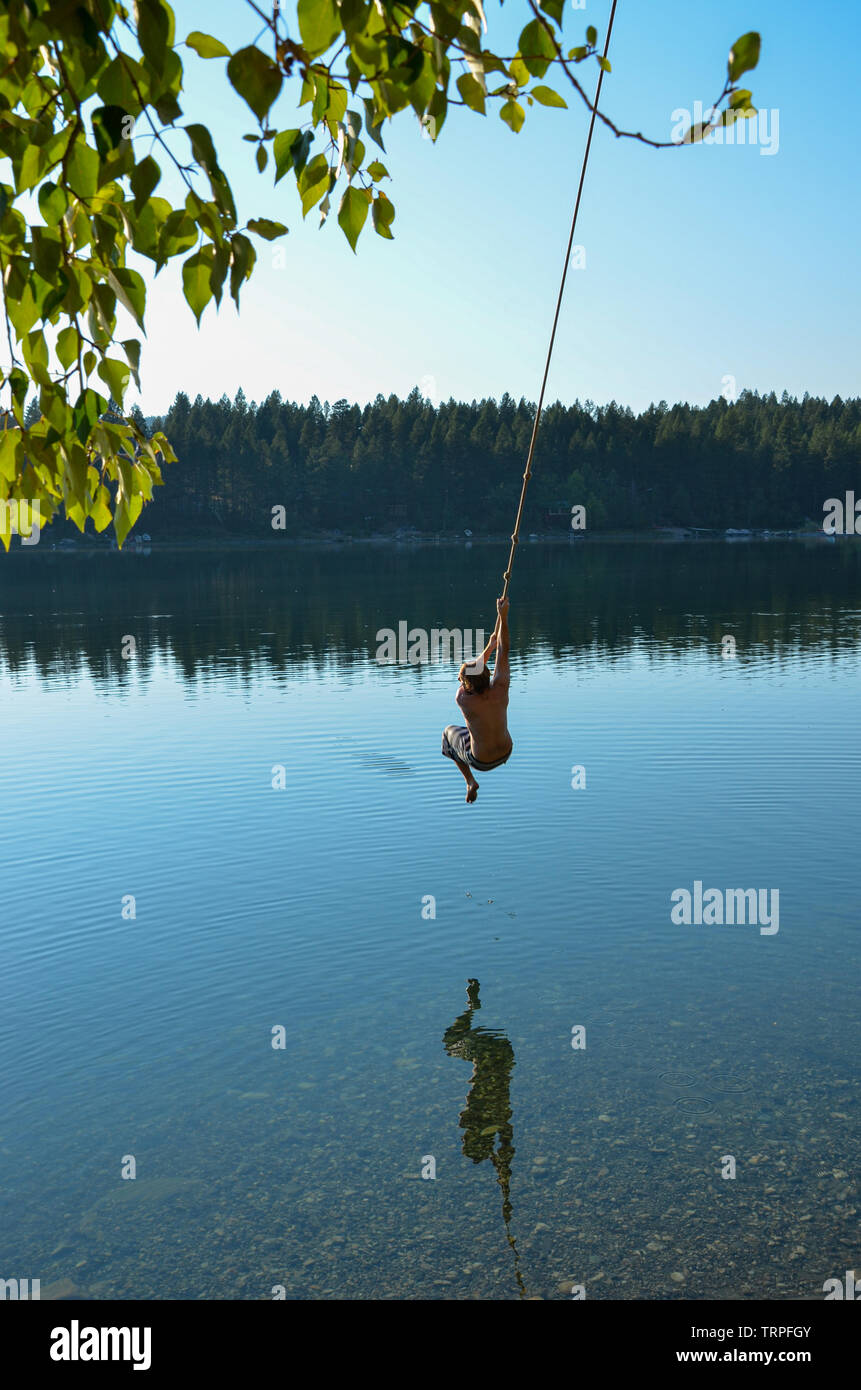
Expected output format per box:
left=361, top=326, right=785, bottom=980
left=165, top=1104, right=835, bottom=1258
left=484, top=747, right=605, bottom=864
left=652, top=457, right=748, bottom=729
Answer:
left=443, top=979, right=525, bottom=1297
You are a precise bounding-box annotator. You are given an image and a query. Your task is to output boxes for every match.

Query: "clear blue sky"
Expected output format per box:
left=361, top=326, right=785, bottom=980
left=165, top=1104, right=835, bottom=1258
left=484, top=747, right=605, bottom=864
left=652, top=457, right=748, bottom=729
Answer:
left=134, top=0, right=860, bottom=415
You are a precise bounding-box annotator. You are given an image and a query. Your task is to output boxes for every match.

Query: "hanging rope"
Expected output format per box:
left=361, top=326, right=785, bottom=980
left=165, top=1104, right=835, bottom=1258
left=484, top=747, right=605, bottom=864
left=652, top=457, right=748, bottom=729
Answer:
left=499, top=0, right=619, bottom=602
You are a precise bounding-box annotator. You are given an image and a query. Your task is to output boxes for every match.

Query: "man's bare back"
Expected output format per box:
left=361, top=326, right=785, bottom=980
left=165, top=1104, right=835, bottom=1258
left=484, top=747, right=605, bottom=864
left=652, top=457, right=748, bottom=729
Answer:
left=455, top=668, right=510, bottom=763
left=441, top=597, right=512, bottom=803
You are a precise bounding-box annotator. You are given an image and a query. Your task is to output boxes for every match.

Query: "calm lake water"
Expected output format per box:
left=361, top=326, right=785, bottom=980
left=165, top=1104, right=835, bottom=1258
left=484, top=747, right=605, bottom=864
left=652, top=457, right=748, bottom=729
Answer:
left=1, top=539, right=858, bottom=1301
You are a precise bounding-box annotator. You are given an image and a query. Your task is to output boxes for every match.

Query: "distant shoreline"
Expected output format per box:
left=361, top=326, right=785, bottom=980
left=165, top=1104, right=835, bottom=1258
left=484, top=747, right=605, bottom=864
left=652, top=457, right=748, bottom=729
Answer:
left=9, top=527, right=852, bottom=555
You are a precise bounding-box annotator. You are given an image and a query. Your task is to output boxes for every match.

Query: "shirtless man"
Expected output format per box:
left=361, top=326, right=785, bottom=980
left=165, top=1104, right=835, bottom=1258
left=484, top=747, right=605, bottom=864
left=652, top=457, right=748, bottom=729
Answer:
left=441, top=597, right=512, bottom=803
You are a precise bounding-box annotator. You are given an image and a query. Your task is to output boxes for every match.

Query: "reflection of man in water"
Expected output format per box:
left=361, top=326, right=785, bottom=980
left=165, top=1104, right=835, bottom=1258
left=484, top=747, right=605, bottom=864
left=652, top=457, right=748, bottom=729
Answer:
left=444, top=978, right=524, bottom=1295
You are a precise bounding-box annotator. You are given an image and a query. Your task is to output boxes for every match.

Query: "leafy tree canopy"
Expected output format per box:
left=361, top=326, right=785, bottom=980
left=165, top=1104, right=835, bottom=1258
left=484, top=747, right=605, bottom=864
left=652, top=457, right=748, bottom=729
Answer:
left=0, top=0, right=761, bottom=546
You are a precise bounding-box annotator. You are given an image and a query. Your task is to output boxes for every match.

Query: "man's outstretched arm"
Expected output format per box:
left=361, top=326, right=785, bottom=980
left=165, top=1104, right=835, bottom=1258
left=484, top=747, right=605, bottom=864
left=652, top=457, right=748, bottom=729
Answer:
left=474, top=617, right=500, bottom=671
left=491, top=598, right=510, bottom=685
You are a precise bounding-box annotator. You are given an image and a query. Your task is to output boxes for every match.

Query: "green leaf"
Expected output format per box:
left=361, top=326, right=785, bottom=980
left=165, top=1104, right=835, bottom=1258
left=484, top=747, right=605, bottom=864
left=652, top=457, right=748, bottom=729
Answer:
left=729, top=88, right=754, bottom=111
left=362, top=99, right=386, bottom=151
left=346, top=53, right=361, bottom=95
left=273, top=128, right=300, bottom=183
left=338, top=185, right=369, bottom=252
left=72, top=388, right=105, bottom=445
left=17, top=143, right=50, bottom=194
left=6, top=280, right=40, bottom=340
left=107, top=268, right=147, bottom=330
left=185, top=123, right=237, bottom=222
left=91, top=105, right=129, bottom=157
left=152, top=206, right=197, bottom=263
left=256, top=144, right=267, bottom=171
left=246, top=218, right=288, bottom=240
left=97, top=55, right=146, bottom=112
left=38, top=181, right=67, bottom=226
left=31, top=229, right=62, bottom=282
left=311, top=74, right=329, bottom=126
left=407, top=53, right=436, bottom=118
left=41, top=272, right=70, bottom=321
left=186, top=31, right=231, bottom=59
left=23, top=329, right=50, bottom=385
left=531, top=85, right=567, bottom=109
left=499, top=99, right=526, bottom=133
left=229, top=233, right=255, bottom=304
left=121, top=338, right=142, bottom=389
left=130, top=155, right=161, bottom=211
left=598, top=57, right=612, bottom=73
left=127, top=490, right=144, bottom=529
left=114, top=454, right=133, bottom=505
left=138, top=0, right=174, bottom=67
left=539, top=0, right=564, bottom=24
left=91, top=484, right=113, bottom=532
left=182, top=248, right=215, bottom=324
left=88, top=283, right=117, bottom=344
left=325, top=83, right=348, bottom=127
left=290, top=129, right=314, bottom=175
left=509, top=56, right=530, bottom=87
left=728, top=32, right=761, bottom=82
left=517, top=20, right=556, bottom=79
left=56, top=325, right=80, bottom=371
left=227, top=46, right=283, bottom=122
left=299, top=153, right=330, bottom=217
left=297, top=0, right=341, bottom=57
left=6, top=368, right=29, bottom=409
left=209, top=243, right=230, bottom=306
left=456, top=72, right=486, bottom=115
left=113, top=502, right=134, bottom=549
left=184, top=123, right=222, bottom=179
left=371, top=191, right=395, bottom=240
left=151, top=430, right=177, bottom=464
left=97, top=356, right=131, bottom=404
left=366, top=160, right=389, bottom=182
left=343, top=136, right=365, bottom=179
left=152, top=91, right=183, bottom=125
left=0, top=428, right=22, bottom=484
left=586, top=25, right=598, bottom=46
left=66, top=140, right=100, bottom=199
left=132, top=460, right=154, bottom=502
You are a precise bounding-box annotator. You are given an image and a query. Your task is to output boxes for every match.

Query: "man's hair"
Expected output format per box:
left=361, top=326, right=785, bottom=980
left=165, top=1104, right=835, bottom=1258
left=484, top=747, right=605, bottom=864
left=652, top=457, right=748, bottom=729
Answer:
left=461, top=665, right=491, bottom=695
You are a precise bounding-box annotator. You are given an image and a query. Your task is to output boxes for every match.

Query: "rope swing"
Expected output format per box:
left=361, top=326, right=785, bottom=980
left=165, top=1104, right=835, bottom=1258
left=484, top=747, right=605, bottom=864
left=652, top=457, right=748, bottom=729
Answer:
left=499, top=0, right=619, bottom=602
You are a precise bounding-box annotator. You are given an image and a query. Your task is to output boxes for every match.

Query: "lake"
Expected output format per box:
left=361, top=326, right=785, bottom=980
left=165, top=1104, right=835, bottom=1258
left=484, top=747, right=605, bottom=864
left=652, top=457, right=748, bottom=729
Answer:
left=1, top=538, right=858, bottom=1300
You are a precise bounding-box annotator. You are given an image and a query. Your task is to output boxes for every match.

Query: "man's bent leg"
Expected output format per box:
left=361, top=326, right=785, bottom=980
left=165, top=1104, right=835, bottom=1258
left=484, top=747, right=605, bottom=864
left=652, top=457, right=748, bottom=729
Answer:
left=450, top=750, right=478, bottom=806
left=450, top=753, right=479, bottom=803
left=442, top=725, right=479, bottom=803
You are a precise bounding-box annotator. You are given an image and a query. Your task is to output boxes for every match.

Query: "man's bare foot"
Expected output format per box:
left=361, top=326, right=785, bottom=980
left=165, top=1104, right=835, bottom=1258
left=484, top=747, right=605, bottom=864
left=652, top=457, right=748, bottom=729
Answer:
left=466, top=779, right=479, bottom=804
